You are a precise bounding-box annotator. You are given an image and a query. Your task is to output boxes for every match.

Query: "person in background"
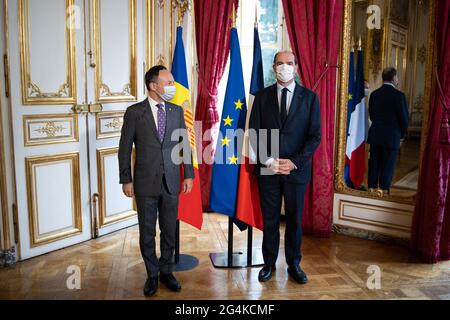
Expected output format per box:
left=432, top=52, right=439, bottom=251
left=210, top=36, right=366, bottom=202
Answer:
left=367, top=67, right=409, bottom=194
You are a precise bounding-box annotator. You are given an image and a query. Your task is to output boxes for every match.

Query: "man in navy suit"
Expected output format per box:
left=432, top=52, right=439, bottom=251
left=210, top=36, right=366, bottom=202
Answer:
left=249, top=51, right=321, bottom=284
left=367, top=67, right=409, bottom=194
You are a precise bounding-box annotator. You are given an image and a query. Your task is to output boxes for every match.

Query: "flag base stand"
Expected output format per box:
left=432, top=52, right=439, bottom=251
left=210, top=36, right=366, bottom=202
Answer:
left=173, top=254, right=199, bottom=272
left=173, top=220, right=199, bottom=272
left=209, top=250, right=264, bottom=268
left=209, top=217, right=264, bottom=269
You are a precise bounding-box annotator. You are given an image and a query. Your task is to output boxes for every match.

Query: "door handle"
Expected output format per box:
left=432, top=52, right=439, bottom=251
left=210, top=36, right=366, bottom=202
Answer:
left=72, top=103, right=103, bottom=114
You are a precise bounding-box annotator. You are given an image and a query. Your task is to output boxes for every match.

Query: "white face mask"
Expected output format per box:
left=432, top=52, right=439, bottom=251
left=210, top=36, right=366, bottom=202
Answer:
left=275, top=64, right=295, bottom=83
left=157, top=85, right=176, bottom=101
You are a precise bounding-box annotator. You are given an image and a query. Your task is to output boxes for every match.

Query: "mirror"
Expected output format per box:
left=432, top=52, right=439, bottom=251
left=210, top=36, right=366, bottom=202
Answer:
left=335, top=0, right=435, bottom=203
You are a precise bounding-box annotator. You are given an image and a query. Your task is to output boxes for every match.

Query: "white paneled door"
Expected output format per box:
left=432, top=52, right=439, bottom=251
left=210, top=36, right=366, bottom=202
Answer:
left=7, top=0, right=147, bottom=259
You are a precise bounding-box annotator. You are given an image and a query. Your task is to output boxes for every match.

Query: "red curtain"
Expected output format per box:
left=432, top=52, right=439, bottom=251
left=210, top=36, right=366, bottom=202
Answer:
left=194, top=0, right=238, bottom=210
left=411, top=0, right=450, bottom=263
left=282, top=0, right=343, bottom=236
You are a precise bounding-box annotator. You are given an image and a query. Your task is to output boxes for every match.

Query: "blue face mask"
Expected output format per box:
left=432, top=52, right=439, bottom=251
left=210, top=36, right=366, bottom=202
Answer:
left=157, top=85, right=176, bottom=101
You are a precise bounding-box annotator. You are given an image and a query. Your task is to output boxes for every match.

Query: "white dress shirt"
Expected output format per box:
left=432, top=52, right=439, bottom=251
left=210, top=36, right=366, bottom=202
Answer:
left=277, top=81, right=296, bottom=113
left=265, top=81, right=298, bottom=170
left=148, top=96, right=165, bottom=130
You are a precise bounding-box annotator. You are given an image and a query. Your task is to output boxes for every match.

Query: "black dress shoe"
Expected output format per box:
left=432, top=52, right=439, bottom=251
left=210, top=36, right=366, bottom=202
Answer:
left=258, top=265, right=276, bottom=282
left=143, top=277, right=158, bottom=297
left=160, top=273, right=182, bottom=292
left=287, top=265, right=308, bottom=284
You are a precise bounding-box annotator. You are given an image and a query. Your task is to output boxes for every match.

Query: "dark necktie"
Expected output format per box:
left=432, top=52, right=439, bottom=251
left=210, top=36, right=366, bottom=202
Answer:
left=156, top=103, right=166, bottom=143
left=280, top=87, right=288, bottom=126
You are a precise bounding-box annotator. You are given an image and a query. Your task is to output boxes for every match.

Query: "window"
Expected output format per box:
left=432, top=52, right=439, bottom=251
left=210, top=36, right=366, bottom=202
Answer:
left=259, top=0, right=280, bottom=86
left=217, top=0, right=288, bottom=117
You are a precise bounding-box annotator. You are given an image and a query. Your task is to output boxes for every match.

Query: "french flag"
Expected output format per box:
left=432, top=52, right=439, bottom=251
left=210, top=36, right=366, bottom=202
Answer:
left=345, top=47, right=367, bottom=189
left=235, top=26, right=264, bottom=230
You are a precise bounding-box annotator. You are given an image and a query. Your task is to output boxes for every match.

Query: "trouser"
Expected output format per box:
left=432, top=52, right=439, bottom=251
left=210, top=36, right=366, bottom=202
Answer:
left=368, top=145, right=398, bottom=191
left=135, top=175, right=178, bottom=278
left=258, top=175, right=307, bottom=267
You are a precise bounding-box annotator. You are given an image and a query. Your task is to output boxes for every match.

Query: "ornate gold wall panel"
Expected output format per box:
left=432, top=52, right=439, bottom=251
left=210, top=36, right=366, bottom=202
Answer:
left=146, top=0, right=155, bottom=69
left=333, top=194, right=413, bottom=239
left=96, top=111, right=124, bottom=140
left=18, top=0, right=77, bottom=105
left=147, top=0, right=173, bottom=68
left=92, top=0, right=137, bottom=102
left=23, top=114, right=79, bottom=146
left=25, top=152, right=82, bottom=247
left=96, top=147, right=136, bottom=227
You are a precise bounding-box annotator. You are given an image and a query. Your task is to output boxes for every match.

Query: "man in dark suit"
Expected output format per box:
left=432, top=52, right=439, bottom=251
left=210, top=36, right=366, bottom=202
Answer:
left=367, top=67, right=409, bottom=194
left=118, top=65, right=194, bottom=297
left=249, top=51, right=321, bottom=284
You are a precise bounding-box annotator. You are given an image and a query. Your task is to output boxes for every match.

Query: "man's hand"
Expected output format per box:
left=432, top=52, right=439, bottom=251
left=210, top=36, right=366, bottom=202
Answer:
left=277, top=159, right=296, bottom=175
left=268, top=159, right=296, bottom=175
left=122, top=183, right=134, bottom=198
left=182, top=178, right=193, bottom=194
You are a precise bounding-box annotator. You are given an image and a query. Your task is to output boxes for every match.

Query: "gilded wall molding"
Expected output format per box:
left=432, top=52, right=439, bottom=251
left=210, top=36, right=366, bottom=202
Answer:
left=96, top=147, right=136, bottom=227
left=96, top=111, right=125, bottom=139
left=0, top=50, right=10, bottom=251
left=18, top=0, right=77, bottom=105
left=147, top=0, right=173, bottom=69
left=333, top=193, right=414, bottom=239
left=92, top=0, right=137, bottom=102
left=146, top=0, right=155, bottom=69
left=25, top=152, right=82, bottom=248
left=4, top=0, right=20, bottom=259
left=23, top=114, right=79, bottom=146
left=0, top=0, right=12, bottom=251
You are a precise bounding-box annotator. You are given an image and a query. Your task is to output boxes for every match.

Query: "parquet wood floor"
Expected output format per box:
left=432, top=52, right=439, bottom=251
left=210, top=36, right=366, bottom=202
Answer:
left=1, top=213, right=449, bottom=300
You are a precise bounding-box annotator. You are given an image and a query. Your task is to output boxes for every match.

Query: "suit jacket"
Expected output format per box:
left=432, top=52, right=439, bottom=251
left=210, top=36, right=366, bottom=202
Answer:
left=118, top=99, right=194, bottom=197
left=249, top=82, right=322, bottom=184
left=367, top=84, right=409, bottom=149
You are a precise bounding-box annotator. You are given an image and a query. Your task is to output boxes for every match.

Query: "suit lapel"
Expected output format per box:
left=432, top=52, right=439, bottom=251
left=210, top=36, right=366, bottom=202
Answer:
left=284, top=83, right=304, bottom=128
left=141, top=98, right=161, bottom=144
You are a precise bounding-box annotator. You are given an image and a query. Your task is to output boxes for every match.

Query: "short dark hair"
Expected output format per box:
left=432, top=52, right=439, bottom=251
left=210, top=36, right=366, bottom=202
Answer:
left=273, top=51, right=297, bottom=65
left=382, top=67, right=397, bottom=82
left=145, top=65, right=167, bottom=91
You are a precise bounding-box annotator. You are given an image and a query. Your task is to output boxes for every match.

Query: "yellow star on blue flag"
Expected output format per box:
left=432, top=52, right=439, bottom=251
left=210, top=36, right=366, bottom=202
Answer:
left=210, top=27, right=247, bottom=218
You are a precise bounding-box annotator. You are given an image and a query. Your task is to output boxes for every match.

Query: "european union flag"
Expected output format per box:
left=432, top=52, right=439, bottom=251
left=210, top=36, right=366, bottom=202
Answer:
left=210, top=27, right=247, bottom=217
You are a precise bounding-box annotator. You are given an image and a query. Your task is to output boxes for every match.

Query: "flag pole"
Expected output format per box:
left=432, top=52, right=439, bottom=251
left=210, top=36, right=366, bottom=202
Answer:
left=228, top=3, right=236, bottom=268
left=227, top=218, right=234, bottom=265
left=172, top=0, right=199, bottom=272
left=209, top=3, right=263, bottom=268
left=175, top=220, right=180, bottom=263
left=246, top=2, right=260, bottom=267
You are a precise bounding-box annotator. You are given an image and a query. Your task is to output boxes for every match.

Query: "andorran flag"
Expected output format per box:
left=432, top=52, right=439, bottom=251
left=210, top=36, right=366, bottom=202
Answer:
left=170, top=26, right=203, bottom=230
